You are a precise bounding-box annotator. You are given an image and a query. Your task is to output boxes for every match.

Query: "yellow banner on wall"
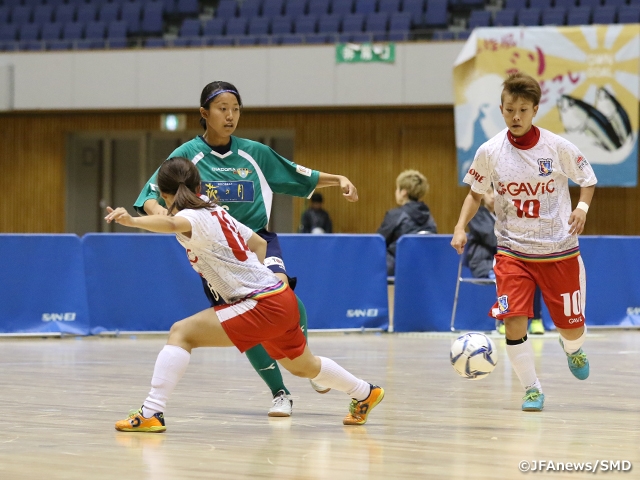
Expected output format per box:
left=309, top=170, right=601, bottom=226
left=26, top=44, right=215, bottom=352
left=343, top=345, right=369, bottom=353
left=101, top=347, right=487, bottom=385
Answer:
left=454, top=26, right=640, bottom=186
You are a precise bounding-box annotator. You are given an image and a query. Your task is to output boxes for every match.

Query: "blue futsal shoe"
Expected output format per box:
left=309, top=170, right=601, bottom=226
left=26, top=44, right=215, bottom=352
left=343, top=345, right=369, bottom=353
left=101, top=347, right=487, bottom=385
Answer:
left=522, top=388, right=545, bottom=412
left=559, top=338, right=590, bottom=380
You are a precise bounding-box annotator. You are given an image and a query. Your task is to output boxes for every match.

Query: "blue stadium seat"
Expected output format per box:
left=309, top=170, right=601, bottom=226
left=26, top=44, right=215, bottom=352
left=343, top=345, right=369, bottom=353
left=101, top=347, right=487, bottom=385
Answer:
left=99, top=3, right=120, bottom=23
left=157, top=0, right=177, bottom=16
left=41, top=21, right=61, bottom=41
left=0, top=7, right=8, bottom=24
left=3, top=0, right=21, bottom=8
left=618, top=4, right=640, bottom=22
left=76, top=4, right=97, bottom=24
left=457, top=29, right=470, bottom=39
left=468, top=9, right=490, bottom=28
left=207, top=35, right=235, bottom=45
left=554, top=0, right=576, bottom=9
left=141, top=2, right=163, bottom=35
left=85, top=20, right=106, bottom=48
left=388, top=11, right=410, bottom=39
left=176, top=0, right=199, bottom=16
left=317, top=13, right=339, bottom=40
left=262, top=0, right=285, bottom=16
left=378, top=0, right=401, bottom=13
left=308, top=0, right=330, bottom=15
left=180, top=18, right=200, bottom=36
left=121, top=2, right=142, bottom=33
left=541, top=7, right=566, bottom=24
left=505, top=0, right=526, bottom=10
left=342, top=13, right=365, bottom=33
left=106, top=20, right=127, bottom=48
left=494, top=8, right=517, bottom=25
left=239, top=0, right=262, bottom=17
left=284, top=0, right=307, bottom=16
left=54, top=4, right=75, bottom=23
left=294, top=14, right=317, bottom=33
left=0, top=23, right=18, bottom=41
left=32, top=5, right=52, bottom=25
left=279, top=32, right=303, bottom=43
left=226, top=16, right=248, bottom=37
left=566, top=5, right=591, bottom=23
left=144, top=37, right=165, bottom=47
left=19, top=23, right=39, bottom=41
left=366, top=11, right=389, bottom=40
left=603, top=0, right=625, bottom=7
left=432, top=29, right=454, bottom=40
left=592, top=5, right=616, bottom=22
left=271, top=15, right=292, bottom=33
left=62, top=21, right=84, bottom=48
left=23, top=0, right=43, bottom=7
left=424, top=0, right=447, bottom=27
left=403, top=0, right=425, bottom=24
left=579, top=0, right=601, bottom=7
left=331, top=0, right=354, bottom=15
left=203, top=17, right=225, bottom=36
left=528, top=0, right=552, bottom=8
left=519, top=7, right=541, bottom=24
left=172, top=37, right=190, bottom=47
left=11, top=6, right=33, bottom=25
left=247, top=15, right=270, bottom=43
left=355, top=0, right=377, bottom=14
left=216, top=0, right=238, bottom=18
left=305, top=32, right=328, bottom=42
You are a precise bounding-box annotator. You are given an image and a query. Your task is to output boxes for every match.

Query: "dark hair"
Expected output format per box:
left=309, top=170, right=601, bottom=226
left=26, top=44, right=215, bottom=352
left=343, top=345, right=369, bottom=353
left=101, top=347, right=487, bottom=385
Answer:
left=158, top=157, right=216, bottom=215
left=310, top=193, right=323, bottom=203
left=501, top=72, right=541, bottom=106
left=199, top=81, right=243, bottom=131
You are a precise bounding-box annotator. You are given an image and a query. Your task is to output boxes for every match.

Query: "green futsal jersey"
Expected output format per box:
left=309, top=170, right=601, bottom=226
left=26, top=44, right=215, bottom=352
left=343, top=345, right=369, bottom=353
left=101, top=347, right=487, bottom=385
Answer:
left=134, top=136, right=320, bottom=231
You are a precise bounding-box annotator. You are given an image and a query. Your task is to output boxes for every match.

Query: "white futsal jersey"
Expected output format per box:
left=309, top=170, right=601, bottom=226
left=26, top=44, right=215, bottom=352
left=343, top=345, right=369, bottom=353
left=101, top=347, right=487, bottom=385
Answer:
left=175, top=207, right=282, bottom=304
left=464, top=127, right=597, bottom=260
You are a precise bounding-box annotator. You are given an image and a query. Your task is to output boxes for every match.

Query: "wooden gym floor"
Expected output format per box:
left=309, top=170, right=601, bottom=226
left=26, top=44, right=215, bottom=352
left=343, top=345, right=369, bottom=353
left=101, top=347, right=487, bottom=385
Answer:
left=0, top=330, right=638, bottom=479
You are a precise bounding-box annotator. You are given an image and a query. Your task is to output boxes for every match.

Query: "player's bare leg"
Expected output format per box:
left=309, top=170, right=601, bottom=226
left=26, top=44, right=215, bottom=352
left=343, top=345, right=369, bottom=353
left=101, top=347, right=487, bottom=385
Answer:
left=277, top=346, right=384, bottom=425
left=115, top=309, right=233, bottom=433
left=504, top=315, right=544, bottom=411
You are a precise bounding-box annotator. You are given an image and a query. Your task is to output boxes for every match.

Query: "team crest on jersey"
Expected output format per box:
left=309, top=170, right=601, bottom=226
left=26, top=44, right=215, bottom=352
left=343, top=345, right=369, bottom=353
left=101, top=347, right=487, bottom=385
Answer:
left=497, top=295, right=509, bottom=314
left=234, top=168, right=252, bottom=178
left=537, top=159, right=553, bottom=177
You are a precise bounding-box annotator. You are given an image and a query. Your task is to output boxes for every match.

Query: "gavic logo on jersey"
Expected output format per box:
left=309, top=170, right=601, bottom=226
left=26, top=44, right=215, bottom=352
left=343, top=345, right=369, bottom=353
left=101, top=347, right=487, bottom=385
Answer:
left=496, top=179, right=555, bottom=196
left=538, top=158, right=553, bottom=176
left=468, top=168, right=485, bottom=183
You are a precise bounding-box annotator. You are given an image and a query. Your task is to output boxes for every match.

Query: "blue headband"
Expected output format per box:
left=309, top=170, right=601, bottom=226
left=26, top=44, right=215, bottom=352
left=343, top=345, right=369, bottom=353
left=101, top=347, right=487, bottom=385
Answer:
left=202, top=89, right=239, bottom=106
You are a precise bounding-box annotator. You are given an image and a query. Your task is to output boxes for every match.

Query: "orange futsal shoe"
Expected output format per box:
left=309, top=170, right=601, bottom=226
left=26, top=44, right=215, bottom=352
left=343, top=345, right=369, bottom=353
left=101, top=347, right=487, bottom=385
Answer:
left=115, top=408, right=166, bottom=433
left=343, top=385, right=385, bottom=426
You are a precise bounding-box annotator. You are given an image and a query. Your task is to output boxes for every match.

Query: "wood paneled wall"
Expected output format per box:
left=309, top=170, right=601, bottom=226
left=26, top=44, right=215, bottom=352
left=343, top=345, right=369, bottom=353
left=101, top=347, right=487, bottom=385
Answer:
left=1, top=108, right=639, bottom=234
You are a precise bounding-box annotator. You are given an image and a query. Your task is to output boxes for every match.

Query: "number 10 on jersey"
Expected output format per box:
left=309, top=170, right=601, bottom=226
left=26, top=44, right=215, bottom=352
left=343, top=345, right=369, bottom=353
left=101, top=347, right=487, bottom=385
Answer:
left=512, top=199, right=540, bottom=218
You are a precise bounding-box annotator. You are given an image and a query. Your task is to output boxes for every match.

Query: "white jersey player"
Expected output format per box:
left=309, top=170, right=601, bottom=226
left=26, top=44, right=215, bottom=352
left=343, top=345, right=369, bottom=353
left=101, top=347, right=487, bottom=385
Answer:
left=451, top=72, right=597, bottom=412
left=105, top=157, right=384, bottom=433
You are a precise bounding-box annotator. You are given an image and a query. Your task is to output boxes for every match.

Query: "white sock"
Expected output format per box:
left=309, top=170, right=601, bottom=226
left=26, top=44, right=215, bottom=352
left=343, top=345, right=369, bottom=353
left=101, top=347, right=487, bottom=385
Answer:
left=506, top=339, right=542, bottom=393
left=560, top=326, right=587, bottom=355
left=142, top=345, right=191, bottom=417
left=311, top=356, right=371, bottom=401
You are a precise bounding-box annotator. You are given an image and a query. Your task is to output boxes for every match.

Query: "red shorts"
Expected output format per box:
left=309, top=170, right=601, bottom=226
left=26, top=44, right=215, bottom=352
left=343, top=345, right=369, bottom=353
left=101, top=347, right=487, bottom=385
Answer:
left=216, top=286, right=305, bottom=360
left=491, top=254, right=586, bottom=329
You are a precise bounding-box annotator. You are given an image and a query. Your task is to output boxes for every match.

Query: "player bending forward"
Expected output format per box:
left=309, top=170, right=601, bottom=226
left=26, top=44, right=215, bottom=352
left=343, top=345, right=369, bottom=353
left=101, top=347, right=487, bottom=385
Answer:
left=451, top=72, right=597, bottom=412
left=106, top=157, right=384, bottom=432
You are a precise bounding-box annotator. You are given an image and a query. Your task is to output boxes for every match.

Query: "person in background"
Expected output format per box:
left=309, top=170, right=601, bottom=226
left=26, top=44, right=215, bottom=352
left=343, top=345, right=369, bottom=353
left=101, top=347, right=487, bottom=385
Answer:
left=300, top=193, right=333, bottom=234
left=467, top=189, right=545, bottom=336
left=377, top=170, right=437, bottom=276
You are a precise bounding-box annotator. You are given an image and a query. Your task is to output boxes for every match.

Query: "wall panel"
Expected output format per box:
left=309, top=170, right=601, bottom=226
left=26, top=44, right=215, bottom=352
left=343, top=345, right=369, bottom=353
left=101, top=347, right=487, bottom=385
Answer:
left=1, top=108, right=639, bottom=235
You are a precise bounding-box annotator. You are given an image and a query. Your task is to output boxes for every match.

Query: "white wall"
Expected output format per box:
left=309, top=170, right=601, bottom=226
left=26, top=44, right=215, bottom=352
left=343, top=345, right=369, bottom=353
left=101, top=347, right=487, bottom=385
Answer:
left=0, top=41, right=464, bottom=111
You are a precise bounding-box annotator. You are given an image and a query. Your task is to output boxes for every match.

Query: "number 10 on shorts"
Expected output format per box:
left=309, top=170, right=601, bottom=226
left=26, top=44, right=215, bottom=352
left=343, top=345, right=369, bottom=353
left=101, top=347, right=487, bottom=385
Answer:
left=560, top=290, right=581, bottom=316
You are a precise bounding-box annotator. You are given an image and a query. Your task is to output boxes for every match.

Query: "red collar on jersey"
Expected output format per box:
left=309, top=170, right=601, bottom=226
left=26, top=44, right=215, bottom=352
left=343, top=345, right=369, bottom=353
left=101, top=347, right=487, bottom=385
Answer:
left=507, top=125, right=540, bottom=150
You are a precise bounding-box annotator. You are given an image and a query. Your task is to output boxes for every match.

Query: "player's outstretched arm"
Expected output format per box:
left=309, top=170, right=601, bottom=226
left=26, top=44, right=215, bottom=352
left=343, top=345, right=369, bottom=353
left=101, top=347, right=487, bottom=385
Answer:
left=143, top=199, right=168, bottom=216
left=568, top=185, right=595, bottom=236
left=316, top=172, right=358, bottom=202
left=105, top=207, right=191, bottom=234
left=451, top=190, right=483, bottom=254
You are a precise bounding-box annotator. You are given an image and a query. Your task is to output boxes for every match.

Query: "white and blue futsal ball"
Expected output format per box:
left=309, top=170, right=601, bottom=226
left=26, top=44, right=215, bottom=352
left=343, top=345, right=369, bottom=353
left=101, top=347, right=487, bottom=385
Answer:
left=450, top=332, right=498, bottom=380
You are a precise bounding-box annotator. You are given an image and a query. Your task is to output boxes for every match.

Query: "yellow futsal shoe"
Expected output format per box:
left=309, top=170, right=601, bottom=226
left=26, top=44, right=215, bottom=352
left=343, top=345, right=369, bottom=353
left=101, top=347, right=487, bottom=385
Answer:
left=343, top=385, right=385, bottom=426
left=115, top=407, right=166, bottom=433
left=529, top=318, right=545, bottom=335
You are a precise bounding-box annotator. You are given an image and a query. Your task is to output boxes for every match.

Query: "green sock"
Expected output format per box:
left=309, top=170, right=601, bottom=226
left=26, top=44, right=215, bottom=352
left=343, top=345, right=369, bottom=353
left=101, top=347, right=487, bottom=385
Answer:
left=296, top=295, right=308, bottom=340
left=246, top=344, right=289, bottom=397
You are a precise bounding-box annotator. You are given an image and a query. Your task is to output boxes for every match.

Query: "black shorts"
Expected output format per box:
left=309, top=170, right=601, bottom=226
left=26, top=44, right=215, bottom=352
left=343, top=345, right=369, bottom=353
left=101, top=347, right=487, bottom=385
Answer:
left=200, top=229, right=290, bottom=307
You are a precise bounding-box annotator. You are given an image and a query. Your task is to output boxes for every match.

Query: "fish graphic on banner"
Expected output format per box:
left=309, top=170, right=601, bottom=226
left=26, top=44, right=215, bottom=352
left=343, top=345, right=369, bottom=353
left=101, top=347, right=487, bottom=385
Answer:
left=453, top=25, right=639, bottom=187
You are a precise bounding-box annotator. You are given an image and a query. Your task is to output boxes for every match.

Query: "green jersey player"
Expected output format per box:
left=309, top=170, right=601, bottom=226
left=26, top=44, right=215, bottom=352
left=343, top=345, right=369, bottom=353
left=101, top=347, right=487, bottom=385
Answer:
left=134, top=81, right=359, bottom=417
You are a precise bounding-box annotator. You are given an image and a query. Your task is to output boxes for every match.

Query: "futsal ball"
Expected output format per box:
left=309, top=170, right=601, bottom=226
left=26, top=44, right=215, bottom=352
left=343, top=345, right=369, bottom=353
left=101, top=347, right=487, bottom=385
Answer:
left=450, top=332, right=498, bottom=380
